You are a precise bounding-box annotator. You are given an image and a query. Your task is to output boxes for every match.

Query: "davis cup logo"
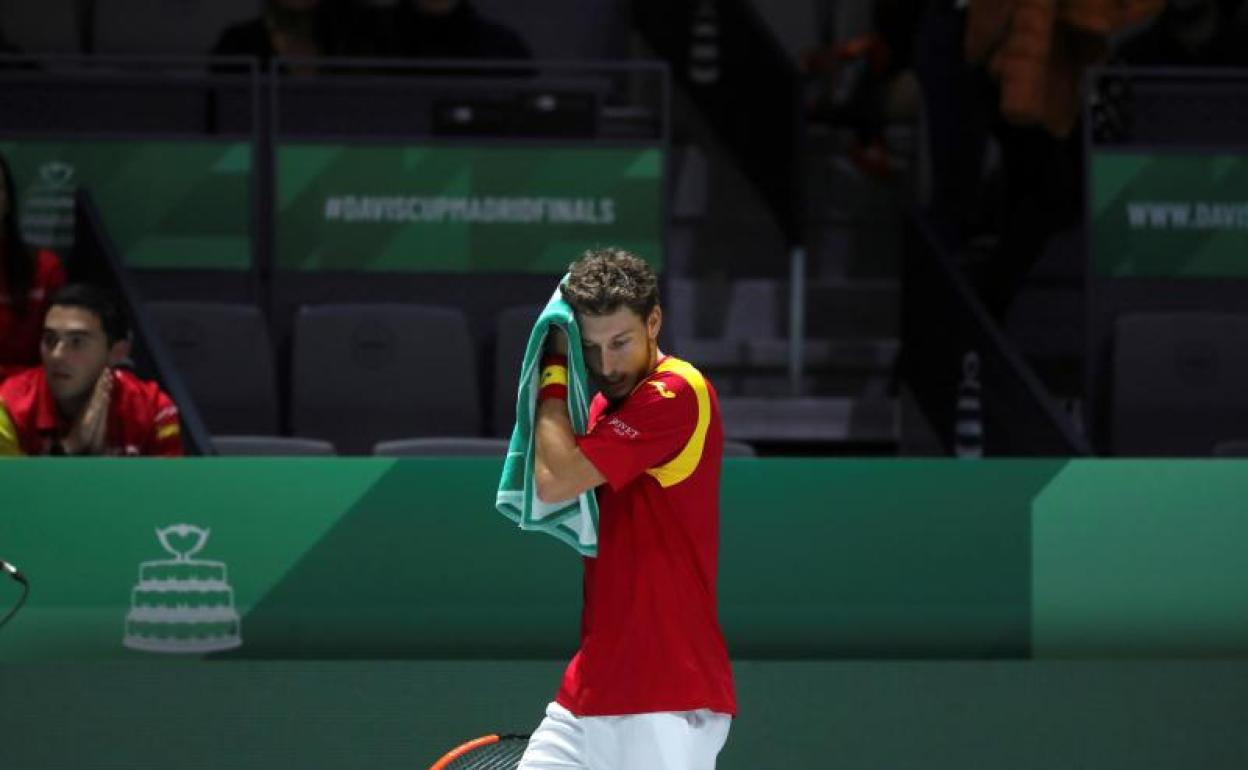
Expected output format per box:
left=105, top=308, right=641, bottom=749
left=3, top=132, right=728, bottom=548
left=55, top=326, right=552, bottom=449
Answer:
left=20, top=160, right=77, bottom=250
left=38, top=161, right=75, bottom=189
left=123, top=524, right=242, bottom=654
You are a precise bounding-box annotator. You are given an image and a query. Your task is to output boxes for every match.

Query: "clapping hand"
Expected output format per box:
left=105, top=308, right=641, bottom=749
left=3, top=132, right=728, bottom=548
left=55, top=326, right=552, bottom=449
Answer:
left=61, top=368, right=112, bottom=455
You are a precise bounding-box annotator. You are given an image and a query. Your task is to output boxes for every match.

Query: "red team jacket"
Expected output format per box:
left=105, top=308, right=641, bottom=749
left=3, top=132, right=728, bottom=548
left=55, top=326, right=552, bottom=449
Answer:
left=558, top=355, right=737, bottom=717
left=0, top=367, right=183, bottom=456
left=0, top=249, right=66, bottom=380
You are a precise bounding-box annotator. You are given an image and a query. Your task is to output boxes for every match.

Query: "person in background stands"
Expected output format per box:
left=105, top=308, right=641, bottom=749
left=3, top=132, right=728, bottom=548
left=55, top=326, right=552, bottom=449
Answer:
left=369, top=0, right=531, bottom=60
left=211, top=0, right=339, bottom=72
left=404, top=0, right=530, bottom=59
left=0, top=284, right=182, bottom=457
left=0, top=152, right=66, bottom=383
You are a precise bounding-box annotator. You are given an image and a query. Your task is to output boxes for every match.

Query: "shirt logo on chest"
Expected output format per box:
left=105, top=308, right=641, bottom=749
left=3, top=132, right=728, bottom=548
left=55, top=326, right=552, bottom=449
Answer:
left=648, top=381, right=677, bottom=399
left=608, top=416, right=639, bottom=439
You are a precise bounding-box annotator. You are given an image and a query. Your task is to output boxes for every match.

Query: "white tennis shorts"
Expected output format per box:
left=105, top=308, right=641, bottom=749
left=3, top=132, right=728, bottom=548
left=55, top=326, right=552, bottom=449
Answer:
left=517, top=701, right=732, bottom=770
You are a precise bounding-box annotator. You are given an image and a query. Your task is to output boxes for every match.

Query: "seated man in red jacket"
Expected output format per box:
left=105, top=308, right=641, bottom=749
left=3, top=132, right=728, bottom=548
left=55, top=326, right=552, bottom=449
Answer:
left=0, top=284, right=182, bottom=456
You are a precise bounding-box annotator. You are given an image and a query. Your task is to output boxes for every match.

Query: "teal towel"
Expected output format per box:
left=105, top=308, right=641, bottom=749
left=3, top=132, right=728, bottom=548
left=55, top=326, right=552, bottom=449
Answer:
left=495, top=283, right=600, bottom=556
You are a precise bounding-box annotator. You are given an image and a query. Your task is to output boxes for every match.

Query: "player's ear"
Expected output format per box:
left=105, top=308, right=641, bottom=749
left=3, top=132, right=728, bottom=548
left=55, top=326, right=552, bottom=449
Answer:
left=647, top=305, right=662, bottom=341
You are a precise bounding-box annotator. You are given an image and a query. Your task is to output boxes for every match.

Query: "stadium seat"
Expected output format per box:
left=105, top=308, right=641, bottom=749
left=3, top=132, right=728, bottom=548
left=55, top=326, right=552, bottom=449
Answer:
left=493, top=304, right=543, bottom=437
left=722, top=439, right=758, bottom=457
left=147, top=301, right=279, bottom=435
left=292, top=303, right=481, bottom=454
left=666, top=278, right=745, bottom=379
left=1112, top=313, right=1248, bottom=456
left=213, top=435, right=336, bottom=456
left=373, top=437, right=508, bottom=458
left=724, top=278, right=782, bottom=340
left=0, top=0, right=78, bottom=53
left=1211, top=440, right=1248, bottom=457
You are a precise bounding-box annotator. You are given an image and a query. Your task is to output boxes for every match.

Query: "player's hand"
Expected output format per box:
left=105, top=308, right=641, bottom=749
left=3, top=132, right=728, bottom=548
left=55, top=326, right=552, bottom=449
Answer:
left=62, top=368, right=112, bottom=455
left=546, top=327, right=569, bottom=356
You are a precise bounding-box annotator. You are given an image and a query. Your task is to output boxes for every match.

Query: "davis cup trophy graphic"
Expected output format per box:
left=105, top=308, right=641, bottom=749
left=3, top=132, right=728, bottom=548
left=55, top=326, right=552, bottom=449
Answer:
left=123, top=524, right=242, bottom=653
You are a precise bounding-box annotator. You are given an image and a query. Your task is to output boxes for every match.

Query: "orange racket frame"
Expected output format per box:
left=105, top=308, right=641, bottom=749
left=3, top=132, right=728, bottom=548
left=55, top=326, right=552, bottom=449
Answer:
left=429, top=734, right=515, bottom=770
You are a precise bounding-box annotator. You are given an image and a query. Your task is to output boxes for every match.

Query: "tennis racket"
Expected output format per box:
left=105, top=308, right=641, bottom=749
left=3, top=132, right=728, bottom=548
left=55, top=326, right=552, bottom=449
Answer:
left=428, top=733, right=530, bottom=770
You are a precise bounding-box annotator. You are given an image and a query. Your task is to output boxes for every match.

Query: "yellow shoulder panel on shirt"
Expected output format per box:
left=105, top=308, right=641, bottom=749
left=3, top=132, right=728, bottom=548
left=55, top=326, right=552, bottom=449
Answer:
left=645, top=357, right=711, bottom=488
left=0, top=401, right=24, bottom=457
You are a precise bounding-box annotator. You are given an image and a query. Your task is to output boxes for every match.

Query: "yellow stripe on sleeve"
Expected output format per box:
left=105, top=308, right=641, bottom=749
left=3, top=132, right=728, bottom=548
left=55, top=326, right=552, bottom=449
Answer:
left=645, top=358, right=711, bottom=488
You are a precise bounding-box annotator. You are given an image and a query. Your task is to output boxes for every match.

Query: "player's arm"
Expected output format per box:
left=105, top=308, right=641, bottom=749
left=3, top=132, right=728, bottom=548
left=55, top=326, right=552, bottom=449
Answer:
left=534, top=329, right=605, bottom=503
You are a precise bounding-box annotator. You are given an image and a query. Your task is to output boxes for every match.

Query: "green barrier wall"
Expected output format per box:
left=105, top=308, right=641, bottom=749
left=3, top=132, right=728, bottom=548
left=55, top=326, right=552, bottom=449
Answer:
left=0, top=140, right=662, bottom=274
left=1091, top=151, right=1248, bottom=277
left=0, top=139, right=252, bottom=270
left=2, top=459, right=1246, bottom=662
left=276, top=144, right=663, bottom=272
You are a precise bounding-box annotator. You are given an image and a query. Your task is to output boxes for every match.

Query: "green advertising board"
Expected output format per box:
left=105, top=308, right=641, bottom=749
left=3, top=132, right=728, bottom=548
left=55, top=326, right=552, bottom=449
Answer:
left=1, top=459, right=1245, bottom=662
left=1091, top=151, right=1248, bottom=278
left=0, top=139, right=252, bottom=270
left=276, top=143, right=663, bottom=272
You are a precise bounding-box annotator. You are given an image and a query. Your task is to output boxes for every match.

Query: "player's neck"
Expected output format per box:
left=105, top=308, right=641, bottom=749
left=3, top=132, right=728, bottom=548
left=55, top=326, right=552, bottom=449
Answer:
left=55, top=393, right=90, bottom=427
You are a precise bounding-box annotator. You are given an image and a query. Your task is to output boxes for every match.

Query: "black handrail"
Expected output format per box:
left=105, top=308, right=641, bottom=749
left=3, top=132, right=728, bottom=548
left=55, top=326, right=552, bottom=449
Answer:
left=73, top=189, right=215, bottom=455
left=631, top=0, right=805, bottom=247
left=901, top=208, right=1091, bottom=456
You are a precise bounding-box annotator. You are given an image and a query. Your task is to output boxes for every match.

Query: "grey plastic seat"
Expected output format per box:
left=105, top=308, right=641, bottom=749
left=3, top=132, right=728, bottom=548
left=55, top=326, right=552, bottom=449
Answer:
left=723, top=279, right=782, bottom=340
left=373, top=437, right=509, bottom=458
left=213, top=435, right=336, bottom=456
left=722, top=439, right=758, bottom=458
left=0, top=0, right=78, bottom=53
left=292, top=304, right=481, bottom=455
left=1211, top=440, right=1248, bottom=457
left=667, top=278, right=742, bottom=372
left=493, top=304, right=543, bottom=437
left=1112, top=313, right=1248, bottom=456
left=147, top=301, right=279, bottom=435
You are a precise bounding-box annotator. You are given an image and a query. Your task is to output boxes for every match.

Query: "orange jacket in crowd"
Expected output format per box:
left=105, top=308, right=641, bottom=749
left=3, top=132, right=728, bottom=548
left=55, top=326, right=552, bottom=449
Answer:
left=966, top=0, right=1164, bottom=136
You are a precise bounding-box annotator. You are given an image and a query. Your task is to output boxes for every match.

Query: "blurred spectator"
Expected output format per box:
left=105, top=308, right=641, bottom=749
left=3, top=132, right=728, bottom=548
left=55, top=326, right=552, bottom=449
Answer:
left=0, top=284, right=183, bottom=457
left=963, top=0, right=1162, bottom=315
left=914, top=0, right=1164, bottom=317
left=211, top=0, right=339, bottom=70
left=369, top=0, right=532, bottom=59
left=803, top=0, right=924, bottom=177
left=1116, top=0, right=1248, bottom=67
left=965, top=0, right=1163, bottom=137
left=399, top=0, right=531, bottom=59
left=0, top=153, right=66, bottom=382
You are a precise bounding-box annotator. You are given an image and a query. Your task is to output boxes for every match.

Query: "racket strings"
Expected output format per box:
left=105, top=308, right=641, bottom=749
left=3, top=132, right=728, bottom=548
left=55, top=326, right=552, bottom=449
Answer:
left=443, top=736, right=529, bottom=770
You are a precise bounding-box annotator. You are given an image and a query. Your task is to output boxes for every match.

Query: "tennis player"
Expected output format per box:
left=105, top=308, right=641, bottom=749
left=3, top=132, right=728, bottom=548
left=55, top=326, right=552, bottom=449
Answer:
left=523, top=248, right=736, bottom=770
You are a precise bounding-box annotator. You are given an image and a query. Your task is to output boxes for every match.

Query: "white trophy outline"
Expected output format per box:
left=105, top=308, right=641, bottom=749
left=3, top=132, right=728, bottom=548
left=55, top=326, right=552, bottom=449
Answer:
left=123, top=524, right=242, bottom=654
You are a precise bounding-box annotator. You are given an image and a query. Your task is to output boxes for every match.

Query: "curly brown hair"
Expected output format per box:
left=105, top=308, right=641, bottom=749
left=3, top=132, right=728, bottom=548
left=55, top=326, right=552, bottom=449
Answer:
left=560, top=247, right=659, bottom=318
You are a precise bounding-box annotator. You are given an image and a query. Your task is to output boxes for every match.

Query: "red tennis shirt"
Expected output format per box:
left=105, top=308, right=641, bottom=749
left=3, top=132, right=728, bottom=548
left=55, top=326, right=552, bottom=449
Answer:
left=557, top=354, right=737, bottom=717
left=0, top=367, right=183, bottom=456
